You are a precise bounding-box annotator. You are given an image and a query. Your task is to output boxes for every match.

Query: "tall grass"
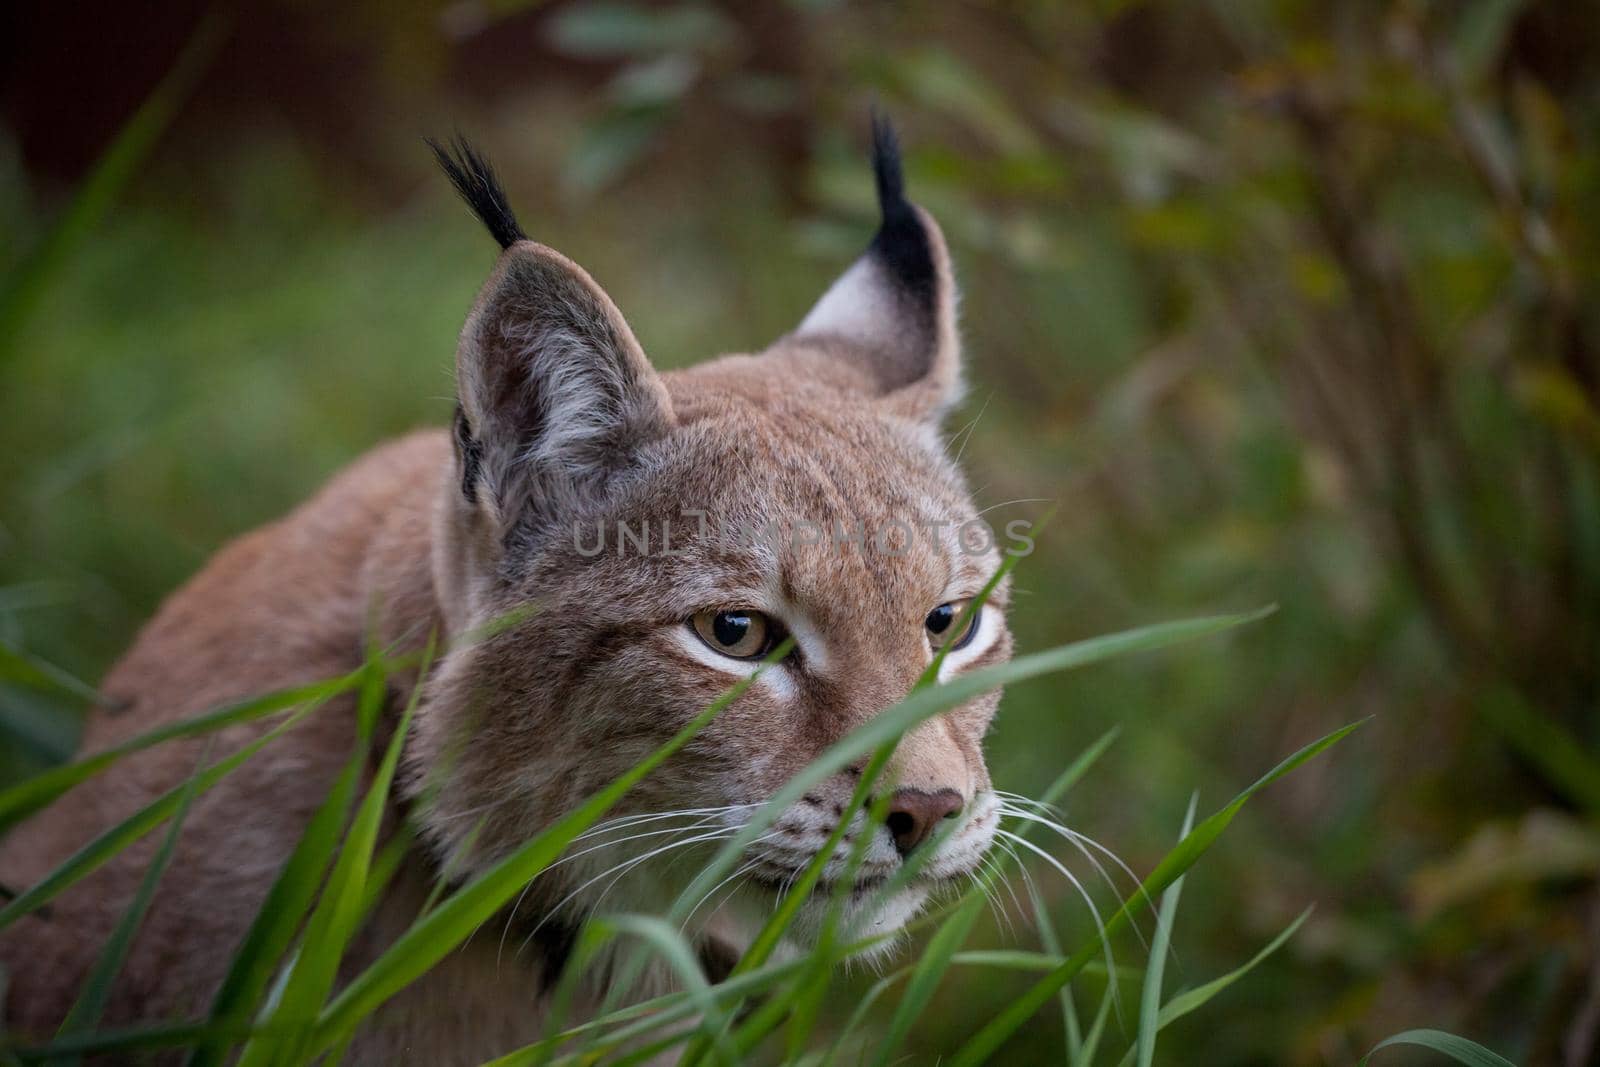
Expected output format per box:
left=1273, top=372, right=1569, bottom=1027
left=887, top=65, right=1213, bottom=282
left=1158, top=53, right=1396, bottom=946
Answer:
left=0, top=596, right=1514, bottom=1063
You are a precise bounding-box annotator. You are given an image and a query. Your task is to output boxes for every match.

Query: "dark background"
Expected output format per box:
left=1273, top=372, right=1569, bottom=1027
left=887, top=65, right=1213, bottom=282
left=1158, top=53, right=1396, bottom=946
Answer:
left=3, top=1, right=1599, bottom=1063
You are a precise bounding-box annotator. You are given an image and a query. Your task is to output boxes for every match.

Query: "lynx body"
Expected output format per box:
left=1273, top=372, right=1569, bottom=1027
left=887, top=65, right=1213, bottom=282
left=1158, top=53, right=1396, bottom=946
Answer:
left=0, top=122, right=1013, bottom=1063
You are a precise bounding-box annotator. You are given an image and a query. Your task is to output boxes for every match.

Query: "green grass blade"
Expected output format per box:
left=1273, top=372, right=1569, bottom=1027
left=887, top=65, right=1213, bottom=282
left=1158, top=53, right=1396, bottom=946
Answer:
left=1134, top=793, right=1197, bottom=1067
left=588, top=915, right=736, bottom=1063
left=780, top=960, right=832, bottom=1063
left=0, top=698, right=329, bottom=932
left=817, top=968, right=903, bottom=1067
left=6, top=1020, right=268, bottom=1062
left=1020, top=730, right=1121, bottom=1064
left=187, top=649, right=402, bottom=1067
left=949, top=950, right=1066, bottom=971
left=480, top=954, right=820, bottom=1067
left=237, top=658, right=415, bottom=1064
left=355, top=823, right=414, bottom=927
left=0, top=672, right=362, bottom=832
left=948, top=718, right=1365, bottom=1067
left=1031, top=881, right=1082, bottom=1062
left=419, top=817, right=485, bottom=918
left=698, top=747, right=955, bottom=1065
left=53, top=743, right=209, bottom=1055
left=1113, top=905, right=1311, bottom=1066
left=187, top=755, right=361, bottom=1067
left=305, top=641, right=792, bottom=1056
left=870, top=893, right=987, bottom=1067
left=1360, top=1029, right=1518, bottom=1067
left=1077, top=977, right=1116, bottom=1067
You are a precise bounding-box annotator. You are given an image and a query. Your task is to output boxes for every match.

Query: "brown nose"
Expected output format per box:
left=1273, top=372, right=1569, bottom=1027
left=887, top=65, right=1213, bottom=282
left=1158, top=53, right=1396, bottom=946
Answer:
left=884, top=788, right=964, bottom=857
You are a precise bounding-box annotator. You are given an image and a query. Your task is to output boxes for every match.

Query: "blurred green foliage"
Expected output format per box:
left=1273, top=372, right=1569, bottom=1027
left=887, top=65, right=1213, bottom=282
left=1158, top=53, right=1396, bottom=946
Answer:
left=3, top=0, right=1599, bottom=1062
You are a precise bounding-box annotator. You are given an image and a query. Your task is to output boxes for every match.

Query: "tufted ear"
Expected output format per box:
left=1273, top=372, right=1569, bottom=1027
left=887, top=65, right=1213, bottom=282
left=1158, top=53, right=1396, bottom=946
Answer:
left=433, top=139, right=673, bottom=549
left=789, top=115, right=963, bottom=423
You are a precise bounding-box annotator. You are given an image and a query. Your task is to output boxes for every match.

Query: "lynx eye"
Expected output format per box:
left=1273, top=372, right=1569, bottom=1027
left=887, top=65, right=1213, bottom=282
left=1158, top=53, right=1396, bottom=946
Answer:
left=926, top=601, right=981, bottom=651
left=690, top=610, right=774, bottom=660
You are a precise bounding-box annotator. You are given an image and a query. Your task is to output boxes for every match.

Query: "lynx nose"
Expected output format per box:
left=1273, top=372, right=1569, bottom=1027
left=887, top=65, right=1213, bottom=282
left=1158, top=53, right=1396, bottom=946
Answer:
left=885, top=788, right=964, bottom=857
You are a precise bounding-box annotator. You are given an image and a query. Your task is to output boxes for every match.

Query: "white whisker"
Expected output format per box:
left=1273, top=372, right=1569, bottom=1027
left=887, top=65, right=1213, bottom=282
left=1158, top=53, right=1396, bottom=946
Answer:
left=973, top=496, right=1052, bottom=519
left=988, top=839, right=1030, bottom=926
left=679, top=860, right=760, bottom=934
left=514, top=828, right=743, bottom=962
left=973, top=853, right=1016, bottom=937
left=995, top=827, right=1118, bottom=1003
left=493, top=812, right=740, bottom=960
left=999, top=802, right=1155, bottom=949
left=994, top=790, right=1065, bottom=818
left=568, top=805, right=759, bottom=845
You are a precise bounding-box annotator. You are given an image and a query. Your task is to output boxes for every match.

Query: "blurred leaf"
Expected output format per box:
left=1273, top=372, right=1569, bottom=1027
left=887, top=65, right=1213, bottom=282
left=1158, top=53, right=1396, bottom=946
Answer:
left=719, top=73, right=802, bottom=116
left=1044, top=98, right=1215, bottom=199
left=0, top=12, right=229, bottom=361
left=1449, top=0, right=1526, bottom=84
left=0, top=686, right=79, bottom=766
left=1513, top=364, right=1600, bottom=447
left=1476, top=684, right=1600, bottom=814
left=1127, top=202, right=1228, bottom=252
left=546, top=3, right=733, bottom=58
left=0, top=642, right=99, bottom=705
left=1412, top=810, right=1600, bottom=919
left=893, top=48, right=1037, bottom=156
left=564, top=111, right=669, bottom=194
left=609, top=56, right=700, bottom=108
left=0, top=582, right=80, bottom=615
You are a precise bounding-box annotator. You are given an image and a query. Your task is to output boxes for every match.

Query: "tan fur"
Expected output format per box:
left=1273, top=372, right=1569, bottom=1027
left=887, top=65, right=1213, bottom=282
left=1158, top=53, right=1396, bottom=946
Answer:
left=0, top=175, right=1012, bottom=1063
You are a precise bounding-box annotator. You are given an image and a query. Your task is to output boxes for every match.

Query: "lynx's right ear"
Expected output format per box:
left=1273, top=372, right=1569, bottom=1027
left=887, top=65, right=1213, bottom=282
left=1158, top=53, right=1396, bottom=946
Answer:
left=432, top=138, right=674, bottom=552
left=788, top=114, right=963, bottom=424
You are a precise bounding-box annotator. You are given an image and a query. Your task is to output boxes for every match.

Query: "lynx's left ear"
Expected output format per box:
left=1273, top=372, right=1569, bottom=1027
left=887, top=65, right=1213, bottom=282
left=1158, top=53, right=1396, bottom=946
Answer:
left=790, top=115, right=962, bottom=422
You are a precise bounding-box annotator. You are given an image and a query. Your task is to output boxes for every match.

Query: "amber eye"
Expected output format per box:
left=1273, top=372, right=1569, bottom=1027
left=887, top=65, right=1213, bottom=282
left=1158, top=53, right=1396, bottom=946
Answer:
left=690, top=610, right=775, bottom=660
left=926, top=601, right=981, bottom=651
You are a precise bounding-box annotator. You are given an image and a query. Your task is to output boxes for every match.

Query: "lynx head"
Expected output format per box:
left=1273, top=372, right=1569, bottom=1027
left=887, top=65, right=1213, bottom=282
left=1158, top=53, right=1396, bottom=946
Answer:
left=406, top=120, right=1013, bottom=975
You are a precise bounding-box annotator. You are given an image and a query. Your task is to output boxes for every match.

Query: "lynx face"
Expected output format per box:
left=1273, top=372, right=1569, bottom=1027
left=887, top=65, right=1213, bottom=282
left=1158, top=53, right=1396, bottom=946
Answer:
left=406, top=126, right=1011, bottom=967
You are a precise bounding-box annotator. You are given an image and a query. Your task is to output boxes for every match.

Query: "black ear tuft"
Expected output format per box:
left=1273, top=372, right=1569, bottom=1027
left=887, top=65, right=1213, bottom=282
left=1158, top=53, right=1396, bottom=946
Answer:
left=428, top=136, right=527, bottom=250
left=870, top=109, right=910, bottom=226
left=867, top=110, right=936, bottom=310
left=785, top=110, right=962, bottom=418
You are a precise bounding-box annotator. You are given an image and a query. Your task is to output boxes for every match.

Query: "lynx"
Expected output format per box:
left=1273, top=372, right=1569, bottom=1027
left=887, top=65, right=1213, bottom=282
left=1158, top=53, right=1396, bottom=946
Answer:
left=0, top=118, right=1013, bottom=1062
